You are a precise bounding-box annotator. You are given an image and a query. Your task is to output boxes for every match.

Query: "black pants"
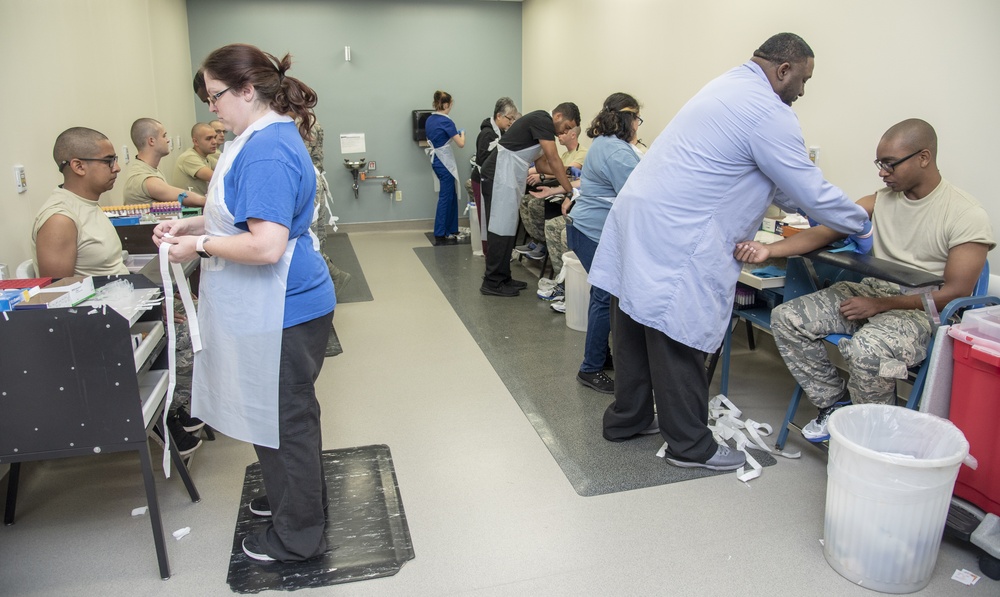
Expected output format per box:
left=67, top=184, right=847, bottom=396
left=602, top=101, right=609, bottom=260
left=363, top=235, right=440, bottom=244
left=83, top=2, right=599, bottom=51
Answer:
left=481, top=175, right=515, bottom=287
left=602, top=296, right=716, bottom=462
left=253, top=309, right=334, bottom=561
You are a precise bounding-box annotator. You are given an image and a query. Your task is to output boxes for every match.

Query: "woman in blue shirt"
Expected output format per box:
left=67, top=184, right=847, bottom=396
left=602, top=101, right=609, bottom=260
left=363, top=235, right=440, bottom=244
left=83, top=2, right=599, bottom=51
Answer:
left=566, top=93, right=643, bottom=394
left=154, top=43, right=335, bottom=564
left=425, top=90, right=465, bottom=245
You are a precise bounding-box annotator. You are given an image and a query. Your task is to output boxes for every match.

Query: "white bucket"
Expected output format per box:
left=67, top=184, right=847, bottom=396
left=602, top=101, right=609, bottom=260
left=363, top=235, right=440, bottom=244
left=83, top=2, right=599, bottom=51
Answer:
left=468, top=202, right=483, bottom=256
left=563, top=251, right=590, bottom=332
left=824, top=404, right=970, bottom=593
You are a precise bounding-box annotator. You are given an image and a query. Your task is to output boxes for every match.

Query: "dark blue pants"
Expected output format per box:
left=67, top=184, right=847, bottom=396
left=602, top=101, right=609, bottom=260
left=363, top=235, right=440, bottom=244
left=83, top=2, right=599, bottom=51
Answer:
left=566, top=223, right=611, bottom=373
left=432, top=160, right=458, bottom=237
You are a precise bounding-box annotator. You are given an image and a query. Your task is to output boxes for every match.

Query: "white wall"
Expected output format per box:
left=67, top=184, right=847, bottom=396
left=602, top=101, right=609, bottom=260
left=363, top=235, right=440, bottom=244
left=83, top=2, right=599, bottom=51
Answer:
left=522, top=0, right=1000, bottom=273
left=0, top=0, right=195, bottom=273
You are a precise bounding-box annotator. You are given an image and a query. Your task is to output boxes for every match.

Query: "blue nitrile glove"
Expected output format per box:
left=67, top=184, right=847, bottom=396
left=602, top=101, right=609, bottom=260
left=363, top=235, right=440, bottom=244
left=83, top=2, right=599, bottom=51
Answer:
left=846, top=219, right=873, bottom=254
left=568, top=166, right=582, bottom=178
left=750, top=265, right=786, bottom=278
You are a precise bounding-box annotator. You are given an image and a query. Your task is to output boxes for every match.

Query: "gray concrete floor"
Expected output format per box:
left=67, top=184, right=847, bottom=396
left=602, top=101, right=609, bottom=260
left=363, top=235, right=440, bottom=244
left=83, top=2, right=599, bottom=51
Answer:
left=0, top=228, right=993, bottom=596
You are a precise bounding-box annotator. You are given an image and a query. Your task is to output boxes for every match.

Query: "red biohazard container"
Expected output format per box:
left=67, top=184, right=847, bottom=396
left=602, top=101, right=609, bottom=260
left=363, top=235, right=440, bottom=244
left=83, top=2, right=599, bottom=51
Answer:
left=947, top=305, right=1000, bottom=516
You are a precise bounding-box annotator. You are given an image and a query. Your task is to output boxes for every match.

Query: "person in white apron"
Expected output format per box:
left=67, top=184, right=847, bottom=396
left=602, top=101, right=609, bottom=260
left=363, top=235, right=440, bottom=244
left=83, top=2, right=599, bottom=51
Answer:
left=564, top=93, right=644, bottom=398
left=472, top=97, right=519, bottom=255
left=425, top=90, right=465, bottom=245
left=154, top=43, right=335, bottom=564
left=478, top=104, right=581, bottom=297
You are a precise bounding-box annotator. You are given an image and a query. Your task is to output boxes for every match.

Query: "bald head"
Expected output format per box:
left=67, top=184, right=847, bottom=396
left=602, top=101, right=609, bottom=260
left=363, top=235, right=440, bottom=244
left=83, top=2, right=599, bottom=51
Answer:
left=882, top=118, right=938, bottom=160
left=191, top=122, right=214, bottom=138
left=130, top=118, right=162, bottom=149
left=53, top=127, right=108, bottom=172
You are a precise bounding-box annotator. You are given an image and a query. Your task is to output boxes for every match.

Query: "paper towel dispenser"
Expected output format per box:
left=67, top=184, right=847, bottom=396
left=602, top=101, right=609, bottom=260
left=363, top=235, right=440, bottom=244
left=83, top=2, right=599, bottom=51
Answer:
left=412, top=110, right=432, bottom=142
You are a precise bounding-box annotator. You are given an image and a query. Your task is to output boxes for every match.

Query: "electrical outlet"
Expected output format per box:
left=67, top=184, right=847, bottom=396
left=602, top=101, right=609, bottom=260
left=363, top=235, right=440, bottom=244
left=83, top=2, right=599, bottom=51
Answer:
left=123, top=145, right=130, bottom=164
left=13, top=165, right=27, bottom=193
left=395, top=190, right=402, bottom=202
left=808, top=146, right=820, bottom=163
left=367, top=161, right=376, bottom=171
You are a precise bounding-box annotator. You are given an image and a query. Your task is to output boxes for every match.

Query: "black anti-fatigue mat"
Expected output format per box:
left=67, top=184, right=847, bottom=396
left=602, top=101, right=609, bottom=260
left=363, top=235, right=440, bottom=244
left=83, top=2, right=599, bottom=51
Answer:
left=227, top=445, right=414, bottom=593
left=415, top=246, right=779, bottom=496
left=423, top=231, right=471, bottom=245
left=323, top=233, right=374, bottom=303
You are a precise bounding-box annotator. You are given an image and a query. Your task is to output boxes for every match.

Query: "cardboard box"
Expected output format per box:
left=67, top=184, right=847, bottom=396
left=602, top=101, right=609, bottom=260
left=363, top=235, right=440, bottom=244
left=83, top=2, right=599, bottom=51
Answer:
left=0, top=289, right=24, bottom=311
left=16, top=276, right=95, bottom=309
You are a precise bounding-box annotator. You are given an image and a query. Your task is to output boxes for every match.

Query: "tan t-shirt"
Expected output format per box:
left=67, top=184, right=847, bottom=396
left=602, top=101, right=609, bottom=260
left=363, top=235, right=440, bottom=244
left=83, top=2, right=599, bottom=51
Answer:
left=208, top=150, right=221, bottom=169
left=562, top=145, right=588, bottom=169
left=122, top=158, right=167, bottom=205
left=172, top=148, right=211, bottom=195
left=872, top=178, right=995, bottom=277
left=31, top=187, right=129, bottom=276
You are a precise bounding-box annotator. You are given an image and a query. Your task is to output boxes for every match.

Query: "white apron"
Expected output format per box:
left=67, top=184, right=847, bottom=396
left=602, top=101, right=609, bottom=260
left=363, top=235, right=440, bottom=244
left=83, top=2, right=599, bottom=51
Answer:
left=191, top=111, right=297, bottom=449
left=427, top=114, right=464, bottom=202
left=488, top=143, right=542, bottom=236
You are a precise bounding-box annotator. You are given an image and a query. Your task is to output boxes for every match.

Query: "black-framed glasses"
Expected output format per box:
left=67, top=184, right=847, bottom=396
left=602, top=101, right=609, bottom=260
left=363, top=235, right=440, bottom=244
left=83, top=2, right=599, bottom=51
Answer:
left=208, top=86, right=232, bottom=105
left=636, top=116, right=644, bottom=126
left=59, top=155, right=118, bottom=172
left=874, top=149, right=922, bottom=173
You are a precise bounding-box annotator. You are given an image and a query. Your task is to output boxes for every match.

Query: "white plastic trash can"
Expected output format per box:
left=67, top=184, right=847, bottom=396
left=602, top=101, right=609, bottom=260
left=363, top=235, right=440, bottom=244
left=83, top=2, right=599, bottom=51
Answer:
left=562, top=251, right=590, bottom=332
left=824, top=404, right=971, bottom=593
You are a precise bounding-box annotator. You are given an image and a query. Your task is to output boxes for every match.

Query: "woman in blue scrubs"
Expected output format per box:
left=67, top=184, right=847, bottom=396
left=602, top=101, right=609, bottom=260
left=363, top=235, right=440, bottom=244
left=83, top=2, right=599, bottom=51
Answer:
left=425, top=90, right=465, bottom=245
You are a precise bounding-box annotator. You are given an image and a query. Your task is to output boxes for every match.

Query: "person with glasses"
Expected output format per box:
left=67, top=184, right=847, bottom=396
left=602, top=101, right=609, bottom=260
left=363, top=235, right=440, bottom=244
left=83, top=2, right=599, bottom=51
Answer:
left=32, top=127, right=129, bottom=278
left=736, top=118, right=995, bottom=442
left=122, top=118, right=206, bottom=208
left=471, top=97, right=519, bottom=254
left=154, top=43, right=335, bottom=564
left=565, top=93, right=645, bottom=396
left=590, top=33, right=870, bottom=470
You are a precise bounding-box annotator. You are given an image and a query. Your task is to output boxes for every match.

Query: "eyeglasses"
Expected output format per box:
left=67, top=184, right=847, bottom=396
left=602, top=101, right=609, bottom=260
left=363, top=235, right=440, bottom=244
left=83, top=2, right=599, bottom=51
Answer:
left=208, top=86, right=232, bottom=105
left=874, top=149, right=922, bottom=173
left=636, top=116, right=644, bottom=126
left=59, top=155, right=118, bottom=172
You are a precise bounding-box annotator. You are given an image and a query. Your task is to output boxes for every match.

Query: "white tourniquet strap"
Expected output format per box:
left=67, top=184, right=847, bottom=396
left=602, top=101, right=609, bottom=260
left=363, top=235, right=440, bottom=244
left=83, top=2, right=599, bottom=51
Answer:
left=655, top=394, right=800, bottom=484
left=157, top=242, right=204, bottom=477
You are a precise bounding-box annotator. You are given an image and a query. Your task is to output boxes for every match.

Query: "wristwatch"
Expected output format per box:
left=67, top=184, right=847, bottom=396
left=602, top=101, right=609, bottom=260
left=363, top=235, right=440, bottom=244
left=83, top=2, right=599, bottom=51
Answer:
left=196, top=235, right=213, bottom=259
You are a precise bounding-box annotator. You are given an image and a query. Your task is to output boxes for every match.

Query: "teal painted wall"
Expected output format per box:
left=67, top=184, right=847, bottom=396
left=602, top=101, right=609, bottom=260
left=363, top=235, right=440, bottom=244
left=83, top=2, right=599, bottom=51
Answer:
left=186, top=0, right=522, bottom=224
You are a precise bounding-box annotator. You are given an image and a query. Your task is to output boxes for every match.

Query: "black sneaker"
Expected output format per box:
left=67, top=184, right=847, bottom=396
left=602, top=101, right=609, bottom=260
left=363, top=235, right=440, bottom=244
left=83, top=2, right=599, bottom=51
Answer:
left=480, top=283, right=519, bottom=297
left=175, top=405, right=205, bottom=433
left=506, top=279, right=528, bottom=290
left=249, top=495, right=271, bottom=517
left=577, top=370, right=615, bottom=394
left=166, top=416, right=203, bottom=456
left=242, top=534, right=276, bottom=562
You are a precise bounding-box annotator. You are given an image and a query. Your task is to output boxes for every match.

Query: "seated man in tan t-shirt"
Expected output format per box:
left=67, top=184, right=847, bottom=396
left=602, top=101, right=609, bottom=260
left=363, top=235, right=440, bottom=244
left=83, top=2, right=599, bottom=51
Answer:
left=122, top=118, right=206, bottom=207
left=172, top=123, right=217, bottom=195
left=33, top=127, right=129, bottom=277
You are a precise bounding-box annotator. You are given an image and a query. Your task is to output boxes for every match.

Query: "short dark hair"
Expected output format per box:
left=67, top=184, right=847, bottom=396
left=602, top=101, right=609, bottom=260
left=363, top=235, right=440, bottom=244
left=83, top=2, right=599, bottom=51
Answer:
left=553, top=102, right=581, bottom=126
left=53, top=127, right=108, bottom=172
left=753, top=32, right=814, bottom=65
left=193, top=69, right=208, bottom=103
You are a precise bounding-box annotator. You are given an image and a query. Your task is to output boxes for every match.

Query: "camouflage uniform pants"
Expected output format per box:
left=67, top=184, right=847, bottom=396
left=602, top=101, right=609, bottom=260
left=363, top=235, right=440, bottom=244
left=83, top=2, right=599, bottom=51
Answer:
left=770, top=278, right=932, bottom=408
left=171, top=296, right=196, bottom=406
left=519, top=193, right=545, bottom=242
left=545, top=216, right=568, bottom=276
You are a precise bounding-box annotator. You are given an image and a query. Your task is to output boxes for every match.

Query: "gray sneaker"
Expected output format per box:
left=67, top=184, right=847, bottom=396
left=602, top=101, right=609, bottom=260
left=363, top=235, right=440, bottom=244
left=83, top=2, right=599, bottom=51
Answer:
left=665, top=444, right=746, bottom=471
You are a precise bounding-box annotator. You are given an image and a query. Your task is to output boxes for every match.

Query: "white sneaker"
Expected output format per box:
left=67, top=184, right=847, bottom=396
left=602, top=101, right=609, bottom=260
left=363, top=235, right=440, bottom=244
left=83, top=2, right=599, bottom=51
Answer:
left=550, top=300, right=566, bottom=313
left=801, top=400, right=851, bottom=442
